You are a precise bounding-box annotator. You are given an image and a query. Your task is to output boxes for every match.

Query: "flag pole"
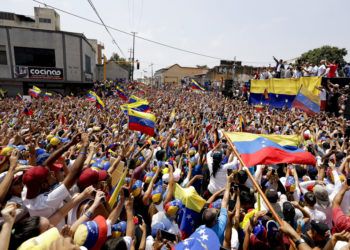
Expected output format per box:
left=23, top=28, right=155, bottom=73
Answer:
left=223, top=132, right=282, bottom=224
left=223, top=131, right=296, bottom=248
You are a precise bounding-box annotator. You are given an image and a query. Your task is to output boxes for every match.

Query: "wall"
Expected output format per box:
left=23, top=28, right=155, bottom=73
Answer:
left=9, top=28, right=64, bottom=69
left=82, top=39, right=96, bottom=82
left=96, top=63, right=129, bottom=81
left=0, top=28, right=12, bottom=79
left=159, top=65, right=208, bottom=84
left=65, top=34, right=81, bottom=82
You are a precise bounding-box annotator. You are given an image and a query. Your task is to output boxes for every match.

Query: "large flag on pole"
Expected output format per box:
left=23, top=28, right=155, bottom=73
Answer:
left=127, top=109, right=156, bottom=136
left=292, top=85, right=320, bottom=114
left=225, top=132, right=316, bottom=166
left=121, top=100, right=150, bottom=113
left=191, top=79, right=205, bottom=91
left=28, top=86, right=41, bottom=98
left=116, top=86, right=129, bottom=101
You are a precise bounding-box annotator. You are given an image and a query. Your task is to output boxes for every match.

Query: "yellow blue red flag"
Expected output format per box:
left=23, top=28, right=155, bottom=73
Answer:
left=225, top=132, right=315, bottom=166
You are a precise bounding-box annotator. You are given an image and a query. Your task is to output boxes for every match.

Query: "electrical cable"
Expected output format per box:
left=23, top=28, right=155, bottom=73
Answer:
left=33, top=0, right=229, bottom=61
left=86, top=0, right=126, bottom=58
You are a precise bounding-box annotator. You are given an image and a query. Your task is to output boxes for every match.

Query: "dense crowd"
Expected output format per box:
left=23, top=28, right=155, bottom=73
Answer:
left=255, top=58, right=350, bottom=80
left=0, top=82, right=350, bottom=250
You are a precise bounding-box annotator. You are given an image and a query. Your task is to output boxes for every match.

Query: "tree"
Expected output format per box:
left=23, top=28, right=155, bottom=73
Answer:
left=298, top=46, right=347, bottom=65
left=109, top=53, right=131, bottom=72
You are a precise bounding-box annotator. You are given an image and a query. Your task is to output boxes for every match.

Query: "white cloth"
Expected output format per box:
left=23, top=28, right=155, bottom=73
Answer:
left=207, top=151, right=237, bottom=194
left=22, top=183, right=70, bottom=218
left=304, top=206, right=327, bottom=223
left=318, top=65, right=326, bottom=76
left=151, top=211, right=180, bottom=235
left=123, top=236, right=132, bottom=250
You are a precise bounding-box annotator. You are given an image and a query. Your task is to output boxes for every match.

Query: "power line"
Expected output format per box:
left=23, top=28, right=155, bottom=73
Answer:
left=86, top=0, right=126, bottom=57
left=33, top=0, right=229, bottom=61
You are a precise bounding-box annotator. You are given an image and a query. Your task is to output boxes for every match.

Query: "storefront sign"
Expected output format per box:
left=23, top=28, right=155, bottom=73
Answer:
left=14, top=66, right=64, bottom=80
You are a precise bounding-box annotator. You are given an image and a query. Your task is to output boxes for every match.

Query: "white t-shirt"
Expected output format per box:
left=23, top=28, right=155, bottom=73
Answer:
left=207, top=151, right=237, bottom=194
left=151, top=211, right=180, bottom=235
left=312, top=66, right=319, bottom=76
left=318, top=65, right=326, bottom=76
left=22, top=183, right=70, bottom=218
left=304, top=206, right=327, bottom=222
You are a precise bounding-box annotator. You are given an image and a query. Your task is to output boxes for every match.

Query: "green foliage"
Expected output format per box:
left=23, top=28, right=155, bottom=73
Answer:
left=109, top=53, right=131, bottom=72
left=298, top=46, right=347, bottom=65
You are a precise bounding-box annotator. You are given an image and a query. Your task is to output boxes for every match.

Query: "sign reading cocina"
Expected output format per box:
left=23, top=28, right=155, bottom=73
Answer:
left=14, top=66, right=64, bottom=80
left=28, top=67, right=63, bottom=80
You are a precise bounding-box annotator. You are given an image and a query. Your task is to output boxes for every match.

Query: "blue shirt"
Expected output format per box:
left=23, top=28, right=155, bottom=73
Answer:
left=211, top=207, right=228, bottom=244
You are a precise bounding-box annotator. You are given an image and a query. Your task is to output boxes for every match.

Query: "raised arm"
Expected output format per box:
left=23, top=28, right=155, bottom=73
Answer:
left=62, top=133, right=89, bottom=190
left=0, top=150, right=18, bottom=204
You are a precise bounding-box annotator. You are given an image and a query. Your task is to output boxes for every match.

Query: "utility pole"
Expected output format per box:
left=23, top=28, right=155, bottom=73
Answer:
left=131, top=32, right=137, bottom=81
left=149, top=63, right=154, bottom=86
left=128, top=48, right=133, bottom=81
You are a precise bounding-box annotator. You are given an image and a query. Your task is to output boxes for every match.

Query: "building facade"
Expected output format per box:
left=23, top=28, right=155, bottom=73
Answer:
left=0, top=7, right=96, bottom=95
left=0, top=7, right=60, bottom=31
left=96, top=62, right=129, bottom=81
left=154, top=64, right=208, bottom=86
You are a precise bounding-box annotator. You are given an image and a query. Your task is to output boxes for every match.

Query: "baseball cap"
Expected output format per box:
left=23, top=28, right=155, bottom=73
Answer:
left=164, top=199, right=183, bottom=217
left=77, top=168, right=108, bottom=190
left=74, top=215, right=108, bottom=250
left=313, top=184, right=330, bottom=208
left=111, top=221, right=127, bottom=238
left=310, top=220, right=330, bottom=237
left=282, top=201, right=295, bottom=221
left=22, top=166, right=49, bottom=199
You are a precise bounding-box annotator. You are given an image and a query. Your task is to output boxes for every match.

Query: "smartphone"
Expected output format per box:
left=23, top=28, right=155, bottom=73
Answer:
left=347, top=177, right=350, bottom=186
left=123, top=188, right=130, bottom=198
left=159, top=229, right=177, bottom=242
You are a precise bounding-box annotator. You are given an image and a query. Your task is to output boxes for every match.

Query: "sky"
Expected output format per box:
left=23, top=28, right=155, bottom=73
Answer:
left=3, top=0, right=350, bottom=78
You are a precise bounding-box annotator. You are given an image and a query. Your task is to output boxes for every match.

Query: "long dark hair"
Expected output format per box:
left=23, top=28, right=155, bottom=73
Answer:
left=9, top=216, right=41, bottom=250
left=212, top=153, right=222, bottom=178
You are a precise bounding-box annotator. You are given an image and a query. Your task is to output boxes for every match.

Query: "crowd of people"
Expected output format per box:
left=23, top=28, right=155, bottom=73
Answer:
left=254, top=57, right=350, bottom=80
left=0, top=82, right=350, bottom=250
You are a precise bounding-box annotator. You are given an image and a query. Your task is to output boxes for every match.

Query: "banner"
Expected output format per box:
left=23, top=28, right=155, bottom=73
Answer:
left=14, top=66, right=64, bottom=80
left=249, top=77, right=321, bottom=109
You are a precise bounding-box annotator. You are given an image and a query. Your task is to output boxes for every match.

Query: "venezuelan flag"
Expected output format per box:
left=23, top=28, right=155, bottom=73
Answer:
left=16, top=93, right=23, bottom=101
left=121, top=100, right=150, bottom=113
left=191, top=79, right=205, bottom=91
left=116, top=87, right=129, bottom=101
left=128, top=95, right=143, bottom=103
left=86, top=91, right=97, bottom=102
left=28, top=88, right=41, bottom=98
left=292, top=86, right=320, bottom=114
left=249, top=77, right=321, bottom=109
left=43, top=92, right=52, bottom=101
left=225, top=132, right=316, bottom=166
left=89, top=91, right=105, bottom=109
left=128, top=109, right=156, bottom=136
left=174, top=184, right=206, bottom=239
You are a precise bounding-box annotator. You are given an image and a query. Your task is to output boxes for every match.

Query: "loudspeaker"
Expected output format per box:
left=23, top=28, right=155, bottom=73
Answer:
left=224, top=80, right=233, bottom=92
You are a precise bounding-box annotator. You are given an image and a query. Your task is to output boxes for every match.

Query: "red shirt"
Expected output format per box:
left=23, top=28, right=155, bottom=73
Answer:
left=332, top=206, right=350, bottom=233
left=327, top=64, right=337, bottom=78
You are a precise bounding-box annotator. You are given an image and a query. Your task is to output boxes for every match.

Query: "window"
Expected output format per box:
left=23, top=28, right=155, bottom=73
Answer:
left=0, top=12, right=15, bottom=20
left=39, top=18, right=51, bottom=23
left=14, top=47, right=55, bottom=67
left=85, top=55, right=91, bottom=73
left=0, top=45, right=7, bottom=65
